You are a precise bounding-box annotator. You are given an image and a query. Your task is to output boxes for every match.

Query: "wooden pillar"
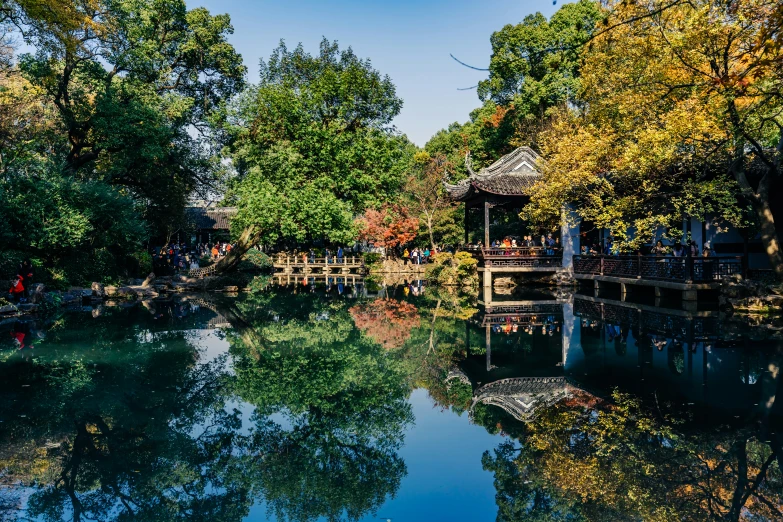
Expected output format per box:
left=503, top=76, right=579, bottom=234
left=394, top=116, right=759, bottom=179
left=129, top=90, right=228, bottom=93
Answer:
left=484, top=199, right=490, bottom=247
left=483, top=269, right=492, bottom=289
left=464, top=204, right=469, bottom=245
left=486, top=325, right=492, bottom=372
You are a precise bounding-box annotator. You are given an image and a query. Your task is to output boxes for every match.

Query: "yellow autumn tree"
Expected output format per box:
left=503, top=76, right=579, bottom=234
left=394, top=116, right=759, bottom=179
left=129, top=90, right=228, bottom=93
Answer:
left=523, top=0, right=783, bottom=277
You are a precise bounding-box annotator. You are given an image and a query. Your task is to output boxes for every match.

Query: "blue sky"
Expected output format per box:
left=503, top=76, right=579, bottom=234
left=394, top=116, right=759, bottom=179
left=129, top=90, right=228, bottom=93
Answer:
left=188, top=0, right=560, bottom=146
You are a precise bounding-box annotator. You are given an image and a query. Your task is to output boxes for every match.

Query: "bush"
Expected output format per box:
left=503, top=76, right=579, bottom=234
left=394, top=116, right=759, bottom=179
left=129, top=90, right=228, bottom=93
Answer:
left=426, top=251, right=478, bottom=287
left=238, top=249, right=273, bottom=271
left=362, top=252, right=382, bottom=265
left=131, top=250, right=153, bottom=276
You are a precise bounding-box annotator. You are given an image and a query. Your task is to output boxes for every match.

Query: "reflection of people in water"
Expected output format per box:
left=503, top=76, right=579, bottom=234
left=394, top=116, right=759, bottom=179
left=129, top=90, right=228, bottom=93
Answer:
left=10, top=321, right=35, bottom=360
left=605, top=324, right=621, bottom=342
left=651, top=335, right=669, bottom=351
left=11, top=326, right=27, bottom=349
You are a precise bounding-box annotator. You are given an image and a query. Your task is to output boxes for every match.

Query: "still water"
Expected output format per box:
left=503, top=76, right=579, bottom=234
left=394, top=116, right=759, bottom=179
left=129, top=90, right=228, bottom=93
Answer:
left=0, top=281, right=781, bottom=521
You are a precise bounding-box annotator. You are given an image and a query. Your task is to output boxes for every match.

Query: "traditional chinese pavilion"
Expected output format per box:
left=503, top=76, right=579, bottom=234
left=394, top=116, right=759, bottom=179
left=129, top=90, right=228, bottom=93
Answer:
left=443, top=147, right=579, bottom=288
left=444, top=146, right=544, bottom=247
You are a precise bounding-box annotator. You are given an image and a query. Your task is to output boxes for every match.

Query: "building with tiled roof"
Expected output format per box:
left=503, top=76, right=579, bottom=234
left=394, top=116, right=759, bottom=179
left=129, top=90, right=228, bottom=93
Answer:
left=444, top=146, right=543, bottom=202
left=186, top=207, right=237, bottom=230
left=442, top=146, right=545, bottom=248
left=185, top=206, right=237, bottom=244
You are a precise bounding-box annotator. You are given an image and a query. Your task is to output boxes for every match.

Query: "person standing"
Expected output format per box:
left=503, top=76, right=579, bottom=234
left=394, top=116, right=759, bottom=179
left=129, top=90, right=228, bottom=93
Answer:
left=546, top=233, right=555, bottom=255
left=7, top=275, right=24, bottom=303
left=337, top=246, right=344, bottom=263
left=17, top=260, right=33, bottom=301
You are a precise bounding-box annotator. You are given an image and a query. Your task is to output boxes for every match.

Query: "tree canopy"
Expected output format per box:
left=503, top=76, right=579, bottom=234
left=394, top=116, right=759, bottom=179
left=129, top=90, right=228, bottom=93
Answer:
left=222, top=38, right=414, bottom=250
left=522, top=0, right=783, bottom=268
left=0, top=0, right=245, bottom=284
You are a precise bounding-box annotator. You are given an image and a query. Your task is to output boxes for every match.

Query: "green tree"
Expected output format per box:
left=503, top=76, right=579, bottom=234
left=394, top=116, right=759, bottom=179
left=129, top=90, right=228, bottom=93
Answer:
left=217, top=39, right=414, bottom=269
left=477, top=0, right=602, bottom=148
left=16, top=0, right=245, bottom=230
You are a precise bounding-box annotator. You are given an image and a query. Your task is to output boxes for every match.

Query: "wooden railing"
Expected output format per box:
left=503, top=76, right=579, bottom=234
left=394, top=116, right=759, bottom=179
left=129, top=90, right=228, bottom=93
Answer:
left=573, top=255, right=743, bottom=283
left=573, top=298, right=721, bottom=339
left=465, top=247, right=563, bottom=268
left=273, top=255, right=362, bottom=266
left=189, top=264, right=218, bottom=278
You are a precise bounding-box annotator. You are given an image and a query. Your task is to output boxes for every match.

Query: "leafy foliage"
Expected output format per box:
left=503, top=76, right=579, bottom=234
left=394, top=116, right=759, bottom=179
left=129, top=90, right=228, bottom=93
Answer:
left=478, top=0, right=603, bottom=148
left=425, top=251, right=478, bottom=287
left=223, top=39, right=414, bottom=246
left=523, top=0, right=783, bottom=266
left=0, top=0, right=245, bottom=283
left=355, top=203, right=419, bottom=250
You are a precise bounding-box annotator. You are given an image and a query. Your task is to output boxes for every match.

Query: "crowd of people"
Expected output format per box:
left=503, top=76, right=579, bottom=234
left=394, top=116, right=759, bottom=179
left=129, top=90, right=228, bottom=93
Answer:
left=402, top=247, right=436, bottom=265
left=464, top=233, right=561, bottom=254
left=580, top=238, right=712, bottom=257
left=152, top=242, right=236, bottom=275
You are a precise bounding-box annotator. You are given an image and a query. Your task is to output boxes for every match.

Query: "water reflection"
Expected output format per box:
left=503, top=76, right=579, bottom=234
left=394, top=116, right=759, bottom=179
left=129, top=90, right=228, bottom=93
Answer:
left=0, top=286, right=780, bottom=521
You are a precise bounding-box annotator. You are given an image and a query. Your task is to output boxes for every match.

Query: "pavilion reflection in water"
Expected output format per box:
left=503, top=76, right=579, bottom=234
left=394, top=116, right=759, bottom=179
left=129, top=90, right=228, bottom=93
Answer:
left=453, top=296, right=781, bottom=424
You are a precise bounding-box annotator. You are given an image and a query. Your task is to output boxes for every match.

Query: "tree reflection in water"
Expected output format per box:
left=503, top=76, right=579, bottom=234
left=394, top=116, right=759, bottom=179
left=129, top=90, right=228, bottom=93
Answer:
left=480, top=390, right=783, bottom=521
left=0, top=290, right=413, bottom=522
left=0, top=311, right=251, bottom=522
left=227, top=288, right=413, bottom=521
left=1, top=287, right=781, bottom=522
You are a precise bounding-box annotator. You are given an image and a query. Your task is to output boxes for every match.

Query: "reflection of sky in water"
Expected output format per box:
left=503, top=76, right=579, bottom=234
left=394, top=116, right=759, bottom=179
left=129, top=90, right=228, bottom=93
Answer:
left=244, top=389, right=502, bottom=522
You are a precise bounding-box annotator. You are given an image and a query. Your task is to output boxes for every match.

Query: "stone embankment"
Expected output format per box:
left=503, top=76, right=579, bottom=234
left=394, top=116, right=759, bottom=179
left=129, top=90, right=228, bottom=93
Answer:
left=0, top=273, right=244, bottom=317
left=719, top=275, right=783, bottom=315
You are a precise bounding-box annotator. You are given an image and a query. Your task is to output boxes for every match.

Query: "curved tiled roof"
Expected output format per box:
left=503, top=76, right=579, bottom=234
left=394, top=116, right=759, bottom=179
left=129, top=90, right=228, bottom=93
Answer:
left=444, top=146, right=544, bottom=201
left=186, top=207, right=237, bottom=230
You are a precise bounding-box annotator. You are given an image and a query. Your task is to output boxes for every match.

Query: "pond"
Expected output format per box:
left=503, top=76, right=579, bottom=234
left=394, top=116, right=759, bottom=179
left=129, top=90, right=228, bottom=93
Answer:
left=0, top=281, right=781, bottom=521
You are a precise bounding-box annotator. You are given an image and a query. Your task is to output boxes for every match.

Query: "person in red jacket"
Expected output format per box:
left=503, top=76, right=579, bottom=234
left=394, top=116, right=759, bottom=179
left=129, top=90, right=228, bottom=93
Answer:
left=8, top=275, right=24, bottom=303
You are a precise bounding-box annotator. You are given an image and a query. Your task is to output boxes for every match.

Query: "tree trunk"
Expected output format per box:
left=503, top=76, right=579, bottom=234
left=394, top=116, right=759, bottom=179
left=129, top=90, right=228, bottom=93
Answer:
left=212, top=225, right=262, bottom=274
left=427, top=213, right=435, bottom=250
left=732, top=155, right=783, bottom=281
left=753, top=198, right=783, bottom=281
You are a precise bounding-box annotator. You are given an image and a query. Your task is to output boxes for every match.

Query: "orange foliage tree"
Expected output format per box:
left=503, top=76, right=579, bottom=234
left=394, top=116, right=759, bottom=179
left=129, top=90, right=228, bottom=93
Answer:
left=349, top=298, right=420, bottom=350
left=355, top=204, right=419, bottom=253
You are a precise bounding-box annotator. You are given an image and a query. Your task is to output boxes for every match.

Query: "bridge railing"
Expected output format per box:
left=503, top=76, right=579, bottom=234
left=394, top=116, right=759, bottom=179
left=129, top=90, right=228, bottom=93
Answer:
left=464, top=247, right=563, bottom=268
left=573, top=254, right=743, bottom=283
left=273, top=255, right=362, bottom=266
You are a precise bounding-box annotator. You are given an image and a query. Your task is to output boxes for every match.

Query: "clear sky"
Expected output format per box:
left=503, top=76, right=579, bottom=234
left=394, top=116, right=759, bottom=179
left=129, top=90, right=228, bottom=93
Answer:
left=187, top=0, right=560, bottom=146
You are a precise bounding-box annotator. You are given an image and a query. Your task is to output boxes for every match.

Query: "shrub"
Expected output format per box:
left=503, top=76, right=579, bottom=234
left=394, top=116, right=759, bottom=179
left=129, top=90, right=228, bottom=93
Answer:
left=238, top=249, right=273, bottom=271
left=426, top=251, right=478, bottom=287
left=362, top=252, right=382, bottom=265
left=131, top=250, right=153, bottom=276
